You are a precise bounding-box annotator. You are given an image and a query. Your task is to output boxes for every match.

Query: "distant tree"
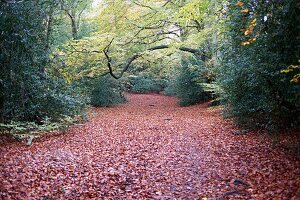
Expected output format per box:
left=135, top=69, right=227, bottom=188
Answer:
left=59, top=0, right=91, bottom=39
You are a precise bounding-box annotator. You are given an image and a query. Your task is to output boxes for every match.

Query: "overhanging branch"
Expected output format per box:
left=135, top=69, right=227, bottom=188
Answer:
left=148, top=45, right=208, bottom=58
left=103, top=39, right=142, bottom=79
left=103, top=40, right=208, bottom=79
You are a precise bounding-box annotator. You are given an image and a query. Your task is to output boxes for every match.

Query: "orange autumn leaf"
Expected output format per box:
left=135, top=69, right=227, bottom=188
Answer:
left=241, top=41, right=250, bottom=46
left=244, top=26, right=254, bottom=35
left=291, top=74, right=300, bottom=83
left=244, top=29, right=252, bottom=35
left=236, top=1, right=244, bottom=6
left=250, top=19, right=257, bottom=27
left=241, top=9, right=250, bottom=13
left=251, top=18, right=257, bottom=25
left=248, top=37, right=257, bottom=42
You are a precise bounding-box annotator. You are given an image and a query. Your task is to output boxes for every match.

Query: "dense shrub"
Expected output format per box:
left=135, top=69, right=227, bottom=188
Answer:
left=164, top=75, right=178, bottom=97
left=90, top=76, right=125, bottom=107
left=175, top=58, right=210, bottom=106
left=217, top=0, right=300, bottom=130
left=0, top=1, right=85, bottom=123
left=164, top=57, right=211, bottom=106
left=1, top=74, right=85, bottom=122
left=129, top=76, right=166, bottom=94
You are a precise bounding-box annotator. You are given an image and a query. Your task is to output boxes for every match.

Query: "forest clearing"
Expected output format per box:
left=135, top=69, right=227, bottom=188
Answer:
left=1, top=94, right=299, bottom=199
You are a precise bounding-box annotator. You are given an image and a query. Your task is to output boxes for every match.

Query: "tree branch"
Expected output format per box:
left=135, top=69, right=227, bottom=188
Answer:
left=103, top=40, right=208, bottom=79
left=103, top=39, right=142, bottom=79
left=148, top=45, right=208, bottom=59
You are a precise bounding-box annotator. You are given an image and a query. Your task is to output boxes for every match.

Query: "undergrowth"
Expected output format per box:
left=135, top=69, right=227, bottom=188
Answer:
left=0, top=115, right=87, bottom=144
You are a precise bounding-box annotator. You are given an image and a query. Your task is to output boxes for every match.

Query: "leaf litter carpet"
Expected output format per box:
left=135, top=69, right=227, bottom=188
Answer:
left=0, top=93, right=299, bottom=199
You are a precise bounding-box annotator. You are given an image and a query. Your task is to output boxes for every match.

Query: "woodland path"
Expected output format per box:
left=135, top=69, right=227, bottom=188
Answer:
left=0, top=93, right=299, bottom=199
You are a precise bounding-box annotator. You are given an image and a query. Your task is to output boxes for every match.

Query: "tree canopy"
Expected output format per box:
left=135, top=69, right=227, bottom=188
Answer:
left=0, top=0, right=299, bottom=131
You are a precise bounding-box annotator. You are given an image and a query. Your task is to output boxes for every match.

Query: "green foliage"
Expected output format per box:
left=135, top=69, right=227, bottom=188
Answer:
left=0, top=1, right=85, bottom=123
left=129, top=75, right=166, bottom=94
left=217, top=0, right=300, bottom=130
left=1, top=0, right=298, bottom=138
left=2, top=74, right=85, bottom=122
left=90, top=76, right=125, bottom=107
left=166, top=58, right=210, bottom=106
left=164, top=75, right=178, bottom=97
left=0, top=115, right=80, bottom=143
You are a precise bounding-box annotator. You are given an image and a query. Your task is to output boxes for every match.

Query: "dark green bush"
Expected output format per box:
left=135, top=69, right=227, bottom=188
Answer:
left=129, top=76, right=165, bottom=94
left=90, top=76, right=125, bottom=107
left=175, top=59, right=210, bottom=106
left=1, top=73, right=85, bottom=122
left=164, top=76, right=178, bottom=96
left=0, top=1, right=85, bottom=123
left=217, top=0, right=300, bottom=131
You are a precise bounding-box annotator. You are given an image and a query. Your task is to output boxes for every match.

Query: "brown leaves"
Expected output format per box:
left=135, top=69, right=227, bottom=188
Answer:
left=0, top=93, right=299, bottom=199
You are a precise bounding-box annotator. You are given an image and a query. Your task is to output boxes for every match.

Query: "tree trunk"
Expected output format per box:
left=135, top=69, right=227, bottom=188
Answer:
left=45, top=6, right=54, bottom=50
left=70, top=15, right=78, bottom=40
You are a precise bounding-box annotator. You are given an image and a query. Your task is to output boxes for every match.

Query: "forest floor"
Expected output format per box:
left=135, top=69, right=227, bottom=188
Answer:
left=0, top=93, right=299, bottom=200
